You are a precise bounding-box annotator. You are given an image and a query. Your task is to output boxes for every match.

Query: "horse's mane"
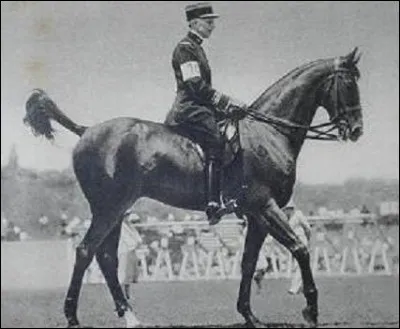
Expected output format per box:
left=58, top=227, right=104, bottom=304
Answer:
left=250, top=58, right=328, bottom=112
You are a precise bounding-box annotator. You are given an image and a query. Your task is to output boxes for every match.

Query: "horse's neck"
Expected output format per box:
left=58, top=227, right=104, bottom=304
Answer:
left=249, top=61, right=330, bottom=154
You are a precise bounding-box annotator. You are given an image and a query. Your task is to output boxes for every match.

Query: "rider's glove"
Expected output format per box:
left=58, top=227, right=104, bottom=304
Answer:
left=211, top=91, right=248, bottom=119
left=227, top=97, right=248, bottom=120
left=228, top=104, right=248, bottom=120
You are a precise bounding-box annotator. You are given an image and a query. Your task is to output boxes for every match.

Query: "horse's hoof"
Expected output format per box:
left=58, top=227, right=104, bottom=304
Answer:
left=302, top=306, right=318, bottom=328
left=245, top=320, right=256, bottom=328
left=240, top=310, right=262, bottom=328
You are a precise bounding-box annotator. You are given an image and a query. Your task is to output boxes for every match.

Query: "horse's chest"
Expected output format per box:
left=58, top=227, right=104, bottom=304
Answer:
left=247, top=135, right=295, bottom=177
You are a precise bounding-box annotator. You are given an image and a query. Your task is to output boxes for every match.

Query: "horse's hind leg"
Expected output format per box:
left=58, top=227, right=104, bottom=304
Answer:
left=64, top=221, right=99, bottom=327
left=95, top=222, right=126, bottom=314
left=64, top=209, right=125, bottom=327
left=95, top=221, right=141, bottom=328
left=237, top=214, right=266, bottom=327
left=261, top=198, right=318, bottom=327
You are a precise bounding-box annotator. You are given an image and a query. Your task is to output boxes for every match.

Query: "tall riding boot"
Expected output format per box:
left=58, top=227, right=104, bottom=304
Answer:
left=205, top=158, right=222, bottom=224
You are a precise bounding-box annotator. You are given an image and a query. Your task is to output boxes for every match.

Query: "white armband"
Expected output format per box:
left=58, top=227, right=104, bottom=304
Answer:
left=180, top=61, right=201, bottom=81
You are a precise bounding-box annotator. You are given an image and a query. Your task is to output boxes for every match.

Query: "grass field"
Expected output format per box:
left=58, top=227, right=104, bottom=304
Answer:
left=1, top=276, right=399, bottom=328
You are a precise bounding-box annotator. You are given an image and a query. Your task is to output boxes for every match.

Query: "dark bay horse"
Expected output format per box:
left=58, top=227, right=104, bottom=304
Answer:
left=23, top=48, right=363, bottom=328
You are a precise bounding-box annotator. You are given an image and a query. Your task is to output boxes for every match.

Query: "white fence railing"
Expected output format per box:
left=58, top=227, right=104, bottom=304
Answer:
left=72, top=217, right=399, bottom=284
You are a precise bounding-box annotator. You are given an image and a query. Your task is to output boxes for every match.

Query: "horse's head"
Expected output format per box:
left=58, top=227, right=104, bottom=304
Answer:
left=318, top=47, right=363, bottom=142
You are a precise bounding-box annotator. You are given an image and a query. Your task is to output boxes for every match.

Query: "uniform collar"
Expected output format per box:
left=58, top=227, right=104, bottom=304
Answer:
left=188, top=30, right=203, bottom=45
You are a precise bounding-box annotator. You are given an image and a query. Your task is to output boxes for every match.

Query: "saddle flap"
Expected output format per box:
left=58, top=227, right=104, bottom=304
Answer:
left=219, top=119, right=241, bottom=166
left=194, top=119, right=241, bottom=166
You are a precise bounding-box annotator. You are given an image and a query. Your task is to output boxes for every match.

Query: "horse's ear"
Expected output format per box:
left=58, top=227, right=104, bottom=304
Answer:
left=353, top=49, right=362, bottom=65
left=345, top=47, right=360, bottom=65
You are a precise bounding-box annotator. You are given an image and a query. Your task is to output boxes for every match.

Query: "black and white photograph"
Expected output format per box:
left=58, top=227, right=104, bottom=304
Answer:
left=1, top=1, right=399, bottom=328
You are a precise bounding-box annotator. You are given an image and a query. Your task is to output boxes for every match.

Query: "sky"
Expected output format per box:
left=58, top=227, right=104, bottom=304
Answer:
left=1, top=1, right=399, bottom=184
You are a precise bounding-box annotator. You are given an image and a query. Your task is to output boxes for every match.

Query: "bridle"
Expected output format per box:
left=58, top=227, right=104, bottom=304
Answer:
left=242, top=58, right=361, bottom=141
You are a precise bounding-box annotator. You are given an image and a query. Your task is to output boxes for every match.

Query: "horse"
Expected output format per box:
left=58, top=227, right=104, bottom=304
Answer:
left=23, top=47, right=363, bottom=328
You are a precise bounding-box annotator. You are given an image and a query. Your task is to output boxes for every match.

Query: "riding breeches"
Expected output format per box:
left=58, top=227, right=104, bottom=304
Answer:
left=165, top=101, right=223, bottom=160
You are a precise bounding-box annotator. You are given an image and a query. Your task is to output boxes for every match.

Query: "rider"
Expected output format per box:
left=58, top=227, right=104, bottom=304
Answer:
left=164, top=2, right=247, bottom=223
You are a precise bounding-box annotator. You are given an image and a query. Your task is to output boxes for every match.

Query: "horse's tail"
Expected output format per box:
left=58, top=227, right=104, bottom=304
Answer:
left=23, top=89, right=87, bottom=140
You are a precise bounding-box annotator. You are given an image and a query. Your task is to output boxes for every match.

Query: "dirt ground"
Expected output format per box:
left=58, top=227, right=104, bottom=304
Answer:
left=1, top=276, right=398, bottom=328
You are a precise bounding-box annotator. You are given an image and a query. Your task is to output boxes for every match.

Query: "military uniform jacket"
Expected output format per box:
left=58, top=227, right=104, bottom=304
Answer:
left=164, top=31, right=229, bottom=127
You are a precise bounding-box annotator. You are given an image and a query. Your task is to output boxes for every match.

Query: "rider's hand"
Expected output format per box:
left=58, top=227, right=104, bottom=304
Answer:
left=228, top=105, right=248, bottom=120
left=227, top=97, right=248, bottom=120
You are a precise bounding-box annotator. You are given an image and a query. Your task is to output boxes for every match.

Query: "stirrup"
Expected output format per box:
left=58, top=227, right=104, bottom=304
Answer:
left=217, top=199, right=238, bottom=217
left=206, top=201, right=221, bottom=225
left=206, top=199, right=238, bottom=225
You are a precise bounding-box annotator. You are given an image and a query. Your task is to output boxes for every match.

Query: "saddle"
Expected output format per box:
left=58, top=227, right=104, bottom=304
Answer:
left=168, top=117, right=242, bottom=166
left=168, top=118, right=246, bottom=220
left=197, top=118, right=242, bottom=167
left=219, top=118, right=242, bottom=167
left=183, top=118, right=245, bottom=220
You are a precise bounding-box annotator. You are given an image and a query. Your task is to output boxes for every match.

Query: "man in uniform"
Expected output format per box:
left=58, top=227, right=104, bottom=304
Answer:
left=164, top=2, right=247, bottom=223
left=283, top=200, right=312, bottom=294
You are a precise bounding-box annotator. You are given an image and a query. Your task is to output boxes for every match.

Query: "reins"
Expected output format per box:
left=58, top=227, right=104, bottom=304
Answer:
left=244, top=108, right=340, bottom=141
left=238, top=63, right=359, bottom=142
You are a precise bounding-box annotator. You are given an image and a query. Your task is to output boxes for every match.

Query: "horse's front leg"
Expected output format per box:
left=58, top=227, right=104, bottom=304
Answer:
left=237, top=214, right=266, bottom=327
left=260, top=198, right=318, bottom=328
